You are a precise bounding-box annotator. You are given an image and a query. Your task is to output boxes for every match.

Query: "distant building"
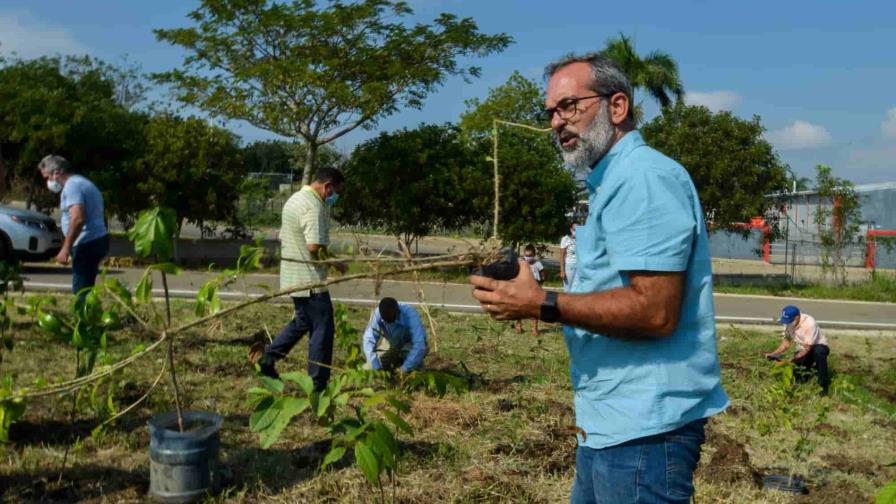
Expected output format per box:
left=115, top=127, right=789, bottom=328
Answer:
left=709, top=182, right=896, bottom=269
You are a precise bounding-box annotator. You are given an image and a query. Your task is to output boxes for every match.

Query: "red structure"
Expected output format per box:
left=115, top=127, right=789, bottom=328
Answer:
left=734, top=217, right=771, bottom=263
left=865, top=229, right=896, bottom=270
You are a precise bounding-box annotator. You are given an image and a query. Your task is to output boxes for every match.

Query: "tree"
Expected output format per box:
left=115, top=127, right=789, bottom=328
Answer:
left=601, top=33, right=684, bottom=121
left=154, top=0, right=511, bottom=185
left=459, top=71, right=577, bottom=245
left=105, top=114, right=246, bottom=235
left=640, top=103, right=789, bottom=233
left=0, top=55, right=145, bottom=208
left=812, top=164, right=862, bottom=285
left=338, top=123, right=482, bottom=250
left=243, top=140, right=345, bottom=178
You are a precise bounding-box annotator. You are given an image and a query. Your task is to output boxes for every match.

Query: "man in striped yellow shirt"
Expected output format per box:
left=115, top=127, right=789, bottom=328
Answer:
left=260, top=168, right=346, bottom=391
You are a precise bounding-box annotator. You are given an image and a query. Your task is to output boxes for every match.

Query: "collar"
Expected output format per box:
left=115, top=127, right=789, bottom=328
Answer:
left=585, top=130, right=645, bottom=193
left=301, top=185, right=324, bottom=202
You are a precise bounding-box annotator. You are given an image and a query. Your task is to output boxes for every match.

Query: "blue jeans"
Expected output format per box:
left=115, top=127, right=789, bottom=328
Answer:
left=571, top=418, right=706, bottom=504
left=263, top=292, right=335, bottom=391
left=71, top=234, right=109, bottom=296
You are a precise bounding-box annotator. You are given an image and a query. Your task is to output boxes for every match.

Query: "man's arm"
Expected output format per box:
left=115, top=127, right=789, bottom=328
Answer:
left=306, top=244, right=348, bottom=274
left=400, top=308, right=428, bottom=372
left=57, top=203, right=85, bottom=263
left=791, top=344, right=811, bottom=361
left=361, top=310, right=382, bottom=370
left=764, top=339, right=791, bottom=358
left=471, top=261, right=684, bottom=339
left=559, top=247, right=567, bottom=281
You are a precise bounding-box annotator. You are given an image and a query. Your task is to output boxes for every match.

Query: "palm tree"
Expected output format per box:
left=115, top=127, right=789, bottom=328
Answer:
left=601, top=34, right=684, bottom=121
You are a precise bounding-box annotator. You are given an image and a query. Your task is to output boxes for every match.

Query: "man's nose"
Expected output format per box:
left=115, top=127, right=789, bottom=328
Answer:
left=550, top=111, right=567, bottom=131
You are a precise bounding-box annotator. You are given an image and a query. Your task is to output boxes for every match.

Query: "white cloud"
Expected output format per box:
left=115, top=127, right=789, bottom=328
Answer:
left=766, top=120, right=832, bottom=150
left=684, top=90, right=741, bottom=112
left=0, top=10, right=88, bottom=59
left=882, top=107, right=896, bottom=140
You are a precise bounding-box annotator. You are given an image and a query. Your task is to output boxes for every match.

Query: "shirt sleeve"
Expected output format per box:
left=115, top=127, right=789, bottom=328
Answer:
left=400, top=306, right=428, bottom=372
left=362, top=308, right=382, bottom=370
left=63, top=179, right=86, bottom=209
left=602, top=167, right=696, bottom=272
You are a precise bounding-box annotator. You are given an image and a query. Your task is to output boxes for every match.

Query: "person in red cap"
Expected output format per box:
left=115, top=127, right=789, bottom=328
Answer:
left=764, top=305, right=830, bottom=395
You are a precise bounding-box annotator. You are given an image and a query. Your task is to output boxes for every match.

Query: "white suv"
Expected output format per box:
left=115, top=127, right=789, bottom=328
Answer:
left=0, top=206, right=64, bottom=262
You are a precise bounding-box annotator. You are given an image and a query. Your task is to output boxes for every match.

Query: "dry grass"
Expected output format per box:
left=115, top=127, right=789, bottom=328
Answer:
left=0, top=298, right=894, bottom=503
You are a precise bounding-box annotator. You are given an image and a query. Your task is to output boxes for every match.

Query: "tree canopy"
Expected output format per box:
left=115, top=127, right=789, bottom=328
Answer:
left=338, top=123, right=483, bottom=249
left=601, top=33, right=684, bottom=121
left=640, top=102, right=789, bottom=232
left=154, top=0, right=512, bottom=184
left=459, top=71, right=577, bottom=245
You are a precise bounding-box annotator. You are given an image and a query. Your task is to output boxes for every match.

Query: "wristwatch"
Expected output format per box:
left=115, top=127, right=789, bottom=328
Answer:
left=540, top=290, right=561, bottom=323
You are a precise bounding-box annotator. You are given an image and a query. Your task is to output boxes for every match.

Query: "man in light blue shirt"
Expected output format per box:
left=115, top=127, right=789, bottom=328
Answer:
left=362, top=298, right=428, bottom=373
left=39, top=155, right=109, bottom=297
left=470, top=53, right=728, bottom=503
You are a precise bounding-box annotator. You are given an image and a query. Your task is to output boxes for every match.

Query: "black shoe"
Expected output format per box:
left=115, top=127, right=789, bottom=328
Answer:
left=259, top=362, right=279, bottom=380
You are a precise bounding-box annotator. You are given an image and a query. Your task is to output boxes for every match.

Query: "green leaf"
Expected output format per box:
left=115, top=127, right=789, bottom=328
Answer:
left=37, top=311, right=65, bottom=337
left=354, top=441, right=381, bottom=485
left=103, top=278, right=133, bottom=307
left=383, top=410, right=413, bottom=435
left=152, top=262, right=182, bottom=275
left=877, top=479, right=896, bottom=504
left=386, top=396, right=410, bottom=413
left=128, top=207, right=177, bottom=261
left=249, top=396, right=277, bottom=432
left=316, top=392, right=331, bottom=418
left=363, top=392, right=389, bottom=409
left=259, top=376, right=284, bottom=393
left=279, top=372, right=314, bottom=396
left=135, top=270, right=153, bottom=304
left=321, top=445, right=347, bottom=470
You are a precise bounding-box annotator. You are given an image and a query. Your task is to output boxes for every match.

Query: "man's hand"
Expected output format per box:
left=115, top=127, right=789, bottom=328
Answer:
left=470, top=259, right=546, bottom=321
left=55, top=248, right=70, bottom=265
left=332, top=261, right=348, bottom=275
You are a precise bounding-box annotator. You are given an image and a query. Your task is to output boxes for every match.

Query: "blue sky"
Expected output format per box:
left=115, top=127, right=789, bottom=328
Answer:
left=2, top=0, right=895, bottom=184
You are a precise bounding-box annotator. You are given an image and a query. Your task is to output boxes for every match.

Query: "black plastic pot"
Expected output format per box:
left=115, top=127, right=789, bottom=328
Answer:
left=762, top=474, right=809, bottom=495
left=148, top=410, right=223, bottom=503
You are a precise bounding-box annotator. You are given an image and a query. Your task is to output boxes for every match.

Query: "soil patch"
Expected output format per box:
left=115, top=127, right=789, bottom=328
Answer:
left=823, top=453, right=880, bottom=477
left=794, top=480, right=870, bottom=503
left=492, top=433, right=576, bottom=475
left=697, top=425, right=761, bottom=487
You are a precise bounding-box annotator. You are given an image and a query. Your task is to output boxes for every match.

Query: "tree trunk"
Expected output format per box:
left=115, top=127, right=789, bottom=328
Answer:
left=301, top=141, right=318, bottom=186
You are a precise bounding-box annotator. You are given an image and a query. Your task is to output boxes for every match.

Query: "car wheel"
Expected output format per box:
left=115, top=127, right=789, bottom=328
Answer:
left=0, top=232, right=11, bottom=263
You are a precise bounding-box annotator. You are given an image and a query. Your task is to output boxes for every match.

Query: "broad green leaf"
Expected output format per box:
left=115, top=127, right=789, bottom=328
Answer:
left=354, top=441, right=380, bottom=485
left=279, top=396, right=309, bottom=421
left=316, top=393, right=331, bottom=418
left=383, top=410, right=413, bottom=435
left=321, top=445, right=346, bottom=469
left=37, top=311, right=65, bottom=337
left=369, top=424, right=398, bottom=471
left=249, top=396, right=277, bottom=432
left=135, top=270, right=153, bottom=304
left=128, top=207, right=177, bottom=261
left=363, top=392, right=389, bottom=409
left=258, top=376, right=284, bottom=393
left=103, top=278, right=133, bottom=307
left=279, top=372, right=314, bottom=396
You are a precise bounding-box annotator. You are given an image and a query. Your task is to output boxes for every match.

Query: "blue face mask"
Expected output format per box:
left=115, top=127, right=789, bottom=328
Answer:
left=325, top=192, right=339, bottom=206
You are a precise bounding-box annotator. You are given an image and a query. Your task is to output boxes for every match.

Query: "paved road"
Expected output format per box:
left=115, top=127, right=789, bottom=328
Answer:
left=19, top=263, right=896, bottom=331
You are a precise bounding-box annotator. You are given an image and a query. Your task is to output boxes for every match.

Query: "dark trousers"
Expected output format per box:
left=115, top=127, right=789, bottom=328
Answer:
left=794, top=344, right=830, bottom=393
left=571, top=418, right=707, bottom=503
left=71, top=234, right=109, bottom=296
left=263, top=292, right=335, bottom=390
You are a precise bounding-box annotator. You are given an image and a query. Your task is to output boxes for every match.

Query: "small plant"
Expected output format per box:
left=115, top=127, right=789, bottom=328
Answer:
left=812, top=164, right=862, bottom=286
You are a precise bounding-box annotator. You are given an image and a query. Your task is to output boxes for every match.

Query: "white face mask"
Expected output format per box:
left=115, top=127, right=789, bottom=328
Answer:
left=47, top=179, right=63, bottom=193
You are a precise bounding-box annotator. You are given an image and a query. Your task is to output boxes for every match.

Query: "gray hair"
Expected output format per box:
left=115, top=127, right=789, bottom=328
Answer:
left=38, top=155, right=71, bottom=175
left=544, top=52, right=634, bottom=120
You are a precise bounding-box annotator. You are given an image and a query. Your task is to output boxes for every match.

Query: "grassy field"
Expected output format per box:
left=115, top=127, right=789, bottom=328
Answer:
left=715, top=271, right=896, bottom=303
left=1, top=298, right=894, bottom=503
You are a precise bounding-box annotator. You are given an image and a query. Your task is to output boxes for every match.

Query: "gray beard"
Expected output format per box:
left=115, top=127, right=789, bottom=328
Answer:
left=559, top=103, right=615, bottom=172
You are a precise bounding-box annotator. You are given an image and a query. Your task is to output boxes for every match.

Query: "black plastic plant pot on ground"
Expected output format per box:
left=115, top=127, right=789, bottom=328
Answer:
left=148, top=410, right=223, bottom=503
left=762, top=474, right=809, bottom=495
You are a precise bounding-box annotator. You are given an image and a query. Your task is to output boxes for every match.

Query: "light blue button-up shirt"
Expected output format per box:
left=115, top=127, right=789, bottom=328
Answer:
left=565, top=131, right=728, bottom=450
left=362, top=303, right=428, bottom=372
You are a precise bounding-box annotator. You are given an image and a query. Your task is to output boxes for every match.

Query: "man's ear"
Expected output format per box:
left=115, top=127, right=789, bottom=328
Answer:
left=608, top=92, right=630, bottom=126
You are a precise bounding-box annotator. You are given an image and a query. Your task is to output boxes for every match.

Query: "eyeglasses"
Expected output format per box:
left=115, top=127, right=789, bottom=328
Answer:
left=542, top=94, right=611, bottom=121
